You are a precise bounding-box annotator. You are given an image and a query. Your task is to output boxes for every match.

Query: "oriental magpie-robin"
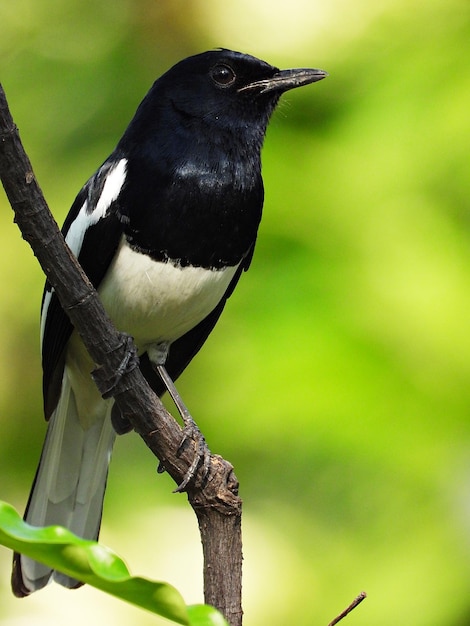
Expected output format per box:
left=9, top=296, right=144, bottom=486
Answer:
left=12, top=49, right=327, bottom=596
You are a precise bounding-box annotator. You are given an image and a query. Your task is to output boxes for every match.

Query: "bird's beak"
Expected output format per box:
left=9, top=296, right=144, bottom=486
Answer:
left=239, top=68, right=328, bottom=95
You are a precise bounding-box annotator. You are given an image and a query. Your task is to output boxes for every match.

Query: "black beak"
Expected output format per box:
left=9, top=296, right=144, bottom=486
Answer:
left=239, top=68, right=328, bottom=95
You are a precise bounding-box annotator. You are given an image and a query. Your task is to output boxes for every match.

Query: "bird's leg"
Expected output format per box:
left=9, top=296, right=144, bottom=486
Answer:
left=148, top=343, right=210, bottom=491
left=155, top=364, right=211, bottom=492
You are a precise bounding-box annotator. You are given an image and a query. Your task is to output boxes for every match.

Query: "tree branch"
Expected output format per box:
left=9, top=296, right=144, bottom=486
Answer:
left=328, top=591, right=367, bottom=626
left=0, top=83, right=242, bottom=626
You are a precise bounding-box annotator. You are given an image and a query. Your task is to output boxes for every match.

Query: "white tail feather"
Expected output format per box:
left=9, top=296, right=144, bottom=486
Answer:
left=19, top=369, right=116, bottom=592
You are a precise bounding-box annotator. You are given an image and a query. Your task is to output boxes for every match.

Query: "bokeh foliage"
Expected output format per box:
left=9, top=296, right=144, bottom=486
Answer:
left=1, top=0, right=470, bottom=624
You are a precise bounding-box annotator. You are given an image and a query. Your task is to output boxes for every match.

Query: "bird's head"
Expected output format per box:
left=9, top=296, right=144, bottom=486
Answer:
left=157, top=49, right=327, bottom=131
left=124, top=49, right=327, bottom=151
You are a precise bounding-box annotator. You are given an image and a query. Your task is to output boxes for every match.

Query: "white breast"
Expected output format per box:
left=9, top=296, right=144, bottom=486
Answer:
left=98, top=237, right=239, bottom=352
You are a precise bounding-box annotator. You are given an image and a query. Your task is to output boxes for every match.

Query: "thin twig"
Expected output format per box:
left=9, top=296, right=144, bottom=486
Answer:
left=328, top=591, right=367, bottom=626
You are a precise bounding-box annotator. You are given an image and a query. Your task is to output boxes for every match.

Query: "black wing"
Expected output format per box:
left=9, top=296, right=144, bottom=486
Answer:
left=42, top=159, right=126, bottom=418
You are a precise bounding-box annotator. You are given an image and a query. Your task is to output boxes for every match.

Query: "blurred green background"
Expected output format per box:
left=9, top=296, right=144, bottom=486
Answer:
left=1, top=0, right=470, bottom=624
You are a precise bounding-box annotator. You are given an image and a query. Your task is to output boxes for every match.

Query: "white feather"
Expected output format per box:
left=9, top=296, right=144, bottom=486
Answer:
left=94, top=158, right=127, bottom=218
left=65, top=158, right=127, bottom=256
left=20, top=368, right=115, bottom=591
left=40, top=289, right=53, bottom=349
left=39, top=159, right=128, bottom=354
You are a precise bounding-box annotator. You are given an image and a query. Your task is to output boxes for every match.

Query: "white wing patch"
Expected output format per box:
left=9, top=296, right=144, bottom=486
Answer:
left=94, top=158, right=128, bottom=219
left=41, top=158, right=127, bottom=352
left=65, top=158, right=127, bottom=256
left=40, top=289, right=53, bottom=349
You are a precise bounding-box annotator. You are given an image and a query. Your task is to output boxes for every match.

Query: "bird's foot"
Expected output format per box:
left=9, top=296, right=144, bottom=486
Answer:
left=153, top=363, right=211, bottom=492
left=173, top=416, right=212, bottom=493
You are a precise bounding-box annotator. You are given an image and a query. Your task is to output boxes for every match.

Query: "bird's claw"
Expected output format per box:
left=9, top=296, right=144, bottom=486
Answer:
left=173, top=419, right=211, bottom=493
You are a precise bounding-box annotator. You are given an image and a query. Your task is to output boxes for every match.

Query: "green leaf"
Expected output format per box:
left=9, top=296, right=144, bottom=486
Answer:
left=187, top=604, right=231, bottom=626
left=0, top=500, right=228, bottom=626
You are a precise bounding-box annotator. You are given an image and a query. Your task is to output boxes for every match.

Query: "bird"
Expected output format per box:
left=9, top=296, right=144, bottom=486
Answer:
left=11, top=48, right=327, bottom=596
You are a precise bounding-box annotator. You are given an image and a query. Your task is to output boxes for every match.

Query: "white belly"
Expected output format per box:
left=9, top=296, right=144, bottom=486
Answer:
left=98, top=237, right=239, bottom=352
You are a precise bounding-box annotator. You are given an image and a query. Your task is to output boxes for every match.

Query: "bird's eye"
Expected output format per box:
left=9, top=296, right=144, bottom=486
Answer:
left=210, top=64, right=236, bottom=87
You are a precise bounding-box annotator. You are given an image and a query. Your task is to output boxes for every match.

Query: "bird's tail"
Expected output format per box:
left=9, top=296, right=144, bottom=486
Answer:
left=12, top=370, right=116, bottom=596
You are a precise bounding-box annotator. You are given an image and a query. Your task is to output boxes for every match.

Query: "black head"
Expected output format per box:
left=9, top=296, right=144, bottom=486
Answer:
left=120, top=49, right=327, bottom=150
left=114, top=50, right=327, bottom=268
left=158, top=49, right=326, bottom=123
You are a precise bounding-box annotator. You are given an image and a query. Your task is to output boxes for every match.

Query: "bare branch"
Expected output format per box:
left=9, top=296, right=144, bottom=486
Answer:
left=328, top=591, right=367, bottom=626
left=0, top=83, right=242, bottom=626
